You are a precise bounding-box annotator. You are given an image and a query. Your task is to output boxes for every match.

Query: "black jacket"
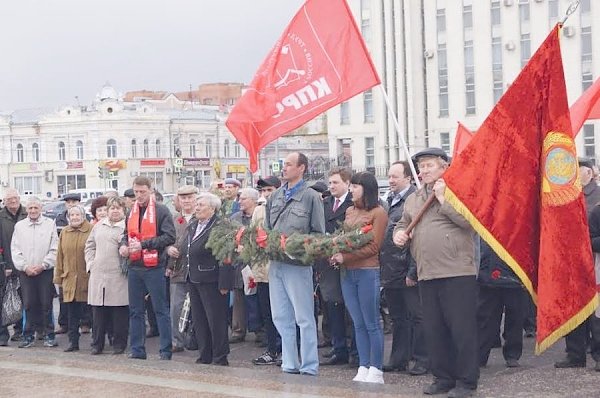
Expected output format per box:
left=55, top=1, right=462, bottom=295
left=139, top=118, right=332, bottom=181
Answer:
left=121, top=202, right=176, bottom=269
left=588, top=204, right=600, bottom=253
left=179, top=215, right=234, bottom=289
left=477, top=240, right=522, bottom=288
left=315, top=193, right=353, bottom=303
left=0, top=205, right=28, bottom=273
left=380, top=186, right=417, bottom=288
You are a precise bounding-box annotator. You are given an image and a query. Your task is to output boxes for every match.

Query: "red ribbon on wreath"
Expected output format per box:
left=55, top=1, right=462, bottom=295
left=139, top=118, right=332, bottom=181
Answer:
left=256, top=227, right=268, bottom=249
left=235, top=226, right=246, bottom=246
left=280, top=234, right=287, bottom=251
left=360, top=224, right=373, bottom=234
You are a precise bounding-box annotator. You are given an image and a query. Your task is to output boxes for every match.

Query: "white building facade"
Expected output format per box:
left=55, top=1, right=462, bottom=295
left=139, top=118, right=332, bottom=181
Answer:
left=327, top=0, right=600, bottom=175
left=0, top=84, right=251, bottom=198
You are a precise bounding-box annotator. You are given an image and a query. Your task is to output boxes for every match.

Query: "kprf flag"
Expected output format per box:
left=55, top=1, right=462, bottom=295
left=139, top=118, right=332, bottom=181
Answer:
left=443, top=25, right=598, bottom=354
left=452, top=122, right=474, bottom=159
left=226, top=0, right=380, bottom=172
left=571, top=77, right=600, bottom=135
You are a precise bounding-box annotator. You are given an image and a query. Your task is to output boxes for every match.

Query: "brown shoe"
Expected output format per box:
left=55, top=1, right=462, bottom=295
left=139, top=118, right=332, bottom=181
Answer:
left=80, top=326, right=91, bottom=334
left=55, top=326, right=68, bottom=335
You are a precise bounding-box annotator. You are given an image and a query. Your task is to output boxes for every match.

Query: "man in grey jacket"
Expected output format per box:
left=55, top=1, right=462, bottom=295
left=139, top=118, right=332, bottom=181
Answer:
left=265, top=152, right=325, bottom=376
left=11, top=197, right=59, bottom=348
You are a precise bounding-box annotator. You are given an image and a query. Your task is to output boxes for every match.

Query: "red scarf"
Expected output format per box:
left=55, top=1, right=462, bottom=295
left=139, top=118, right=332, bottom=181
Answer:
left=127, top=197, right=158, bottom=267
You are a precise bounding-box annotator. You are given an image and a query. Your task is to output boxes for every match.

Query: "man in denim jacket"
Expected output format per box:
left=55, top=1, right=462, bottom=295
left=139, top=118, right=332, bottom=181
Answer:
left=265, top=152, right=325, bottom=376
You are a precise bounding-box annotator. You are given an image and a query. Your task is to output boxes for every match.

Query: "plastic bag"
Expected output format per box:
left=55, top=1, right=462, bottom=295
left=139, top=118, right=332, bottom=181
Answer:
left=2, top=278, right=22, bottom=327
left=241, top=265, right=257, bottom=296
left=178, top=292, right=191, bottom=333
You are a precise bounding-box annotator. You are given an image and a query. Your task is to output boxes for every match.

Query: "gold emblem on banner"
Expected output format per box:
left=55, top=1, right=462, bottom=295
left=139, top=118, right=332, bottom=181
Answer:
left=541, top=131, right=581, bottom=206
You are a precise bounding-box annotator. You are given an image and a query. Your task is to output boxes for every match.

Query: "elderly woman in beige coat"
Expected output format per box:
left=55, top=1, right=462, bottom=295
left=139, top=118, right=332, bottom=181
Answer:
left=85, top=196, right=129, bottom=355
left=54, top=204, right=92, bottom=352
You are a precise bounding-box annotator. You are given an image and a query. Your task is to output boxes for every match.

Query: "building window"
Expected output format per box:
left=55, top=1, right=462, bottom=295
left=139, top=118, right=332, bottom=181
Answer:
left=436, top=8, right=446, bottom=34
left=172, top=137, right=180, bottom=157
left=463, top=3, right=472, bottom=30
left=365, top=137, right=375, bottom=167
left=234, top=141, right=241, bottom=158
left=58, top=141, right=66, bottom=161
left=106, top=139, right=117, bottom=158
left=139, top=171, right=164, bottom=192
left=520, top=33, right=531, bottom=67
left=205, top=139, right=212, bottom=158
left=583, top=73, right=593, bottom=91
left=363, top=89, right=374, bottom=123
left=340, top=102, right=350, bottom=125
left=190, top=139, right=197, bottom=157
left=492, top=37, right=504, bottom=103
left=32, top=143, right=40, bottom=162
left=548, top=0, right=559, bottom=26
left=491, top=1, right=501, bottom=26
left=155, top=139, right=161, bottom=157
left=519, top=0, right=530, bottom=23
left=464, top=39, right=475, bottom=115
left=581, top=27, right=592, bottom=63
left=57, top=174, right=86, bottom=196
left=440, top=132, right=450, bottom=152
left=584, top=125, right=595, bottom=158
left=16, top=144, right=24, bottom=163
left=580, top=0, right=591, bottom=13
left=361, top=19, right=371, bottom=44
left=76, top=140, right=84, bottom=160
left=143, top=139, right=149, bottom=158
left=223, top=139, right=230, bottom=157
left=131, top=139, right=137, bottom=158
left=438, top=44, right=448, bottom=117
left=14, top=176, right=42, bottom=195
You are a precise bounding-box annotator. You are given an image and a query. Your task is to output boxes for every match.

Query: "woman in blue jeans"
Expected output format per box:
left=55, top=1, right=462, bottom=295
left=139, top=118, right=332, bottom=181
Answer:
left=330, top=172, right=388, bottom=383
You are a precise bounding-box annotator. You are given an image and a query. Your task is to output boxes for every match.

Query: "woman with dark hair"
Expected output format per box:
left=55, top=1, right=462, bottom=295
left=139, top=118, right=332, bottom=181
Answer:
left=330, top=172, right=388, bottom=384
left=90, top=196, right=109, bottom=223
left=85, top=196, right=129, bottom=355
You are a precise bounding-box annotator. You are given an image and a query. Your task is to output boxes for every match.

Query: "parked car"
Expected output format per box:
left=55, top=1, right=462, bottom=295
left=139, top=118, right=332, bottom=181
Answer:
left=42, top=200, right=66, bottom=219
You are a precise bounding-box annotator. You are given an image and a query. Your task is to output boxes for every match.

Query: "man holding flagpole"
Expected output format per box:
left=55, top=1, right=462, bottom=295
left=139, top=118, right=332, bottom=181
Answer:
left=394, top=148, right=479, bottom=397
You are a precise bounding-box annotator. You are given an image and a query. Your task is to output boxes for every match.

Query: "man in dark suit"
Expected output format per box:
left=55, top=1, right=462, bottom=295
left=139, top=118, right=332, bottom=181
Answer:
left=317, top=167, right=353, bottom=366
left=381, top=161, right=427, bottom=375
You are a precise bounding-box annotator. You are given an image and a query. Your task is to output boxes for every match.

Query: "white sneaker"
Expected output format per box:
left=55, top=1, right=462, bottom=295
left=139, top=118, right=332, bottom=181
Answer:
left=352, top=366, right=369, bottom=382
left=365, top=366, right=384, bottom=384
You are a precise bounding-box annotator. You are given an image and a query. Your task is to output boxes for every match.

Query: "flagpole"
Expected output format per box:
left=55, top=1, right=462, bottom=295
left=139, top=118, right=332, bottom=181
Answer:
left=560, top=0, right=579, bottom=25
left=379, top=85, right=421, bottom=189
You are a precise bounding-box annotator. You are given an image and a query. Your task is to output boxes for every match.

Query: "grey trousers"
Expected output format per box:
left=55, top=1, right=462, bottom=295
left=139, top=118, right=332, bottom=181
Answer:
left=231, top=288, right=247, bottom=339
left=170, top=282, right=188, bottom=348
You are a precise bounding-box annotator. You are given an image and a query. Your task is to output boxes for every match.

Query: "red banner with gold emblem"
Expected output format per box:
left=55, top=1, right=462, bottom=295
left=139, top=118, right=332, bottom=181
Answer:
left=443, top=25, right=598, bottom=353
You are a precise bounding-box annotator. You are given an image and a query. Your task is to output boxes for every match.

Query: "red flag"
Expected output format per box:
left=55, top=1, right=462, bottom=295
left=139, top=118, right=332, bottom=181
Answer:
left=226, top=0, right=380, bottom=172
left=571, top=77, right=600, bottom=135
left=443, top=25, right=598, bottom=354
left=452, top=122, right=474, bottom=159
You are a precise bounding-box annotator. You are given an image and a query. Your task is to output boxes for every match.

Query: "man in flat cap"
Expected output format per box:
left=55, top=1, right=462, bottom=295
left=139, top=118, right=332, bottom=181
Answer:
left=221, top=178, right=241, bottom=216
left=394, top=148, right=479, bottom=397
left=166, top=185, right=199, bottom=353
left=256, top=176, right=281, bottom=205
left=123, top=189, right=136, bottom=212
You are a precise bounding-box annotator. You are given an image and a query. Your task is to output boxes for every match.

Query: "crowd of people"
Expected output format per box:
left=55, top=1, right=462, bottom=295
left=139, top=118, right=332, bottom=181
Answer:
left=0, top=149, right=599, bottom=398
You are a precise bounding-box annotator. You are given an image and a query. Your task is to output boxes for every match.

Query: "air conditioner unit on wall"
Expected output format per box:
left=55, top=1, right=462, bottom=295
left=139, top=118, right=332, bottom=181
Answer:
left=563, top=26, right=576, bottom=37
left=505, top=41, right=516, bottom=51
left=424, top=50, right=435, bottom=59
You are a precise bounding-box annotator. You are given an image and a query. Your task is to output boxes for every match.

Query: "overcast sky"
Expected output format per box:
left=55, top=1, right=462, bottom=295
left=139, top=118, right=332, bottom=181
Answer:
left=0, top=0, right=306, bottom=111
